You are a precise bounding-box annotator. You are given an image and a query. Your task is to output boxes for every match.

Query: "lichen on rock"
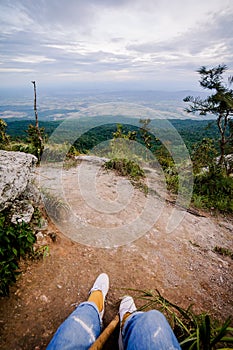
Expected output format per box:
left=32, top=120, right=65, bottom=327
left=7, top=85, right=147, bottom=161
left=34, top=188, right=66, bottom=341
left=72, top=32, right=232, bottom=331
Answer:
left=0, top=150, right=40, bottom=223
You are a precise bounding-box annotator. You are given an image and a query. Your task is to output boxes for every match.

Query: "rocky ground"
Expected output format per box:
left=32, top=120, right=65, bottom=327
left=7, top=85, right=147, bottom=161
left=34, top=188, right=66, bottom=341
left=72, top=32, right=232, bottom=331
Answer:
left=0, top=157, right=232, bottom=350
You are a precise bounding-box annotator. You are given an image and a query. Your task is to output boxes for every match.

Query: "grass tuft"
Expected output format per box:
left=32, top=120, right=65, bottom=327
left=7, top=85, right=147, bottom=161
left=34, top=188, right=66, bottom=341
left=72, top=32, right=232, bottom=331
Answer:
left=104, top=158, right=148, bottom=195
left=121, top=288, right=233, bottom=349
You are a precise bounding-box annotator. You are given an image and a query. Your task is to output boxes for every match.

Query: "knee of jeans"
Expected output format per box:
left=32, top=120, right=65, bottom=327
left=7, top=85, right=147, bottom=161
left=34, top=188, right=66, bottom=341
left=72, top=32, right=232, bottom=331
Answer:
left=146, top=310, right=168, bottom=324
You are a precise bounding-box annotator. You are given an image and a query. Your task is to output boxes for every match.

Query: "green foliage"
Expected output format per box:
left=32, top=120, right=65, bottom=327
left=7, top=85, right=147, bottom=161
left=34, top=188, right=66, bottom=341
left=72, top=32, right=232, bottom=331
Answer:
left=33, top=245, right=50, bottom=260
left=0, top=212, right=36, bottom=296
left=42, top=143, right=80, bottom=165
left=155, top=146, right=175, bottom=169
left=26, top=124, right=45, bottom=161
left=113, top=123, right=137, bottom=141
left=192, top=138, right=218, bottom=174
left=184, top=64, right=233, bottom=168
left=105, top=158, right=145, bottom=180
left=109, top=123, right=140, bottom=160
left=63, top=157, right=80, bottom=170
left=193, top=170, right=233, bottom=212
left=213, top=246, right=233, bottom=260
left=104, top=158, right=148, bottom=194
left=4, top=117, right=221, bottom=157
left=125, top=288, right=233, bottom=350
left=165, top=172, right=179, bottom=193
left=5, top=119, right=61, bottom=140
left=139, top=118, right=153, bottom=149
left=42, top=142, right=70, bottom=162
left=0, top=118, right=10, bottom=148
left=9, top=142, right=37, bottom=154
left=155, top=145, right=179, bottom=193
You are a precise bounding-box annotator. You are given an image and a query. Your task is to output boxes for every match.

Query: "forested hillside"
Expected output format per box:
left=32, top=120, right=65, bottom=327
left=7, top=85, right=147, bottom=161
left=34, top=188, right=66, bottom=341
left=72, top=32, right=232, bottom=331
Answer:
left=5, top=118, right=219, bottom=153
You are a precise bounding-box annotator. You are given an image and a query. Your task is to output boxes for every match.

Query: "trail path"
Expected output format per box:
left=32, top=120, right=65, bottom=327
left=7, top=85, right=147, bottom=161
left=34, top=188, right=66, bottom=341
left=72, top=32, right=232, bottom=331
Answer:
left=0, top=157, right=232, bottom=350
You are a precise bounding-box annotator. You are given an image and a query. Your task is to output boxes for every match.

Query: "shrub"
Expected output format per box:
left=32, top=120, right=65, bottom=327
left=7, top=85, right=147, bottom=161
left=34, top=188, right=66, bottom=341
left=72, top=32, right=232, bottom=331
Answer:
left=214, top=246, right=233, bottom=260
left=42, top=143, right=79, bottom=162
left=9, top=142, right=36, bottom=154
left=104, top=158, right=145, bottom=180
left=104, top=158, right=148, bottom=194
left=191, top=138, right=218, bottom=174
left=193, top=170, right=233, bottom=212
left=0, top=212, right=36, bottom=296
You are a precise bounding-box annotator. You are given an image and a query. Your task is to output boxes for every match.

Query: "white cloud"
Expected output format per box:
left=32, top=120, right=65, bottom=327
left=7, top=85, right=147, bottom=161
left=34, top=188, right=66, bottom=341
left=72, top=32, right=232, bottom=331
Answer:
left=0, top=2, right=33, bottom=34
left=12, top=55, right=56, bottom=64
left=0, top=68, right=34, bottom=72
left=0, top=0, right=232, bottom=89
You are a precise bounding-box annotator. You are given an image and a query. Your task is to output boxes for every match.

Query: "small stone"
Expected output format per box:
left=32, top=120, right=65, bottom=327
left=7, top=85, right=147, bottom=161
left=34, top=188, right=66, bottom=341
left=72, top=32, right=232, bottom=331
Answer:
left=49, top=232, right=57, bottom=242
left=11, top=201, right=34, bottom=224
left=40, top=295, right=48, bottom=303
left=57, top=284, right=62, bottom=289
left=36, top=232, right=44, bottom=240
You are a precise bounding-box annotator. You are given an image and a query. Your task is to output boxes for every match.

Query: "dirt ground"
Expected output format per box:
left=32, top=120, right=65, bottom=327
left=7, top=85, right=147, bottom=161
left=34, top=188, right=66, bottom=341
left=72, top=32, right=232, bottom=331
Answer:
left=0, top=158, right=232, bottom=350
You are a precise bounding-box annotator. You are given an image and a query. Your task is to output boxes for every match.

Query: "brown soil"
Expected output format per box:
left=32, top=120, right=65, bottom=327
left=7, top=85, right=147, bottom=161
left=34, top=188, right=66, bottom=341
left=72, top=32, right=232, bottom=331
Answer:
left=0, top=158, right=232, bottom=350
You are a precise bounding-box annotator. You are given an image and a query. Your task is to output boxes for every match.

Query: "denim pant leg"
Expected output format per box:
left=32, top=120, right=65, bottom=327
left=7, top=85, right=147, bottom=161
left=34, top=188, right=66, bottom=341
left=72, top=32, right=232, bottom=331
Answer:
left=46, top=302, right=101, bottom=350
left=122, top=310, right=181, bottom=350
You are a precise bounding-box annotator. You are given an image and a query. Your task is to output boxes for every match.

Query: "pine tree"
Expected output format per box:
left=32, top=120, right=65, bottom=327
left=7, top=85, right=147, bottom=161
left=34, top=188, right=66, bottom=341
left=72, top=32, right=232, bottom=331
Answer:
left=184, top=64, right=233, bottom=169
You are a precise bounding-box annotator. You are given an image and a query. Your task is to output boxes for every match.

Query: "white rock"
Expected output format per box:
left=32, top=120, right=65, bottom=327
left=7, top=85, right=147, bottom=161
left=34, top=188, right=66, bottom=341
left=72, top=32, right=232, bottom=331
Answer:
left=11, top=200, right=34, bottom=224
left=0, top=150, right=38, bottom=211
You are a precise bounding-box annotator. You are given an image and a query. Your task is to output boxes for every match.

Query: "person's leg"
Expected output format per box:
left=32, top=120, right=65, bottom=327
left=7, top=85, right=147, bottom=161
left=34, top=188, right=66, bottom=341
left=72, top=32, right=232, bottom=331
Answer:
left=119, top=296, right=181, bottom=350
left=46, top=301, right=101, bottom=350
left=47, top=273, right=109, bottom=350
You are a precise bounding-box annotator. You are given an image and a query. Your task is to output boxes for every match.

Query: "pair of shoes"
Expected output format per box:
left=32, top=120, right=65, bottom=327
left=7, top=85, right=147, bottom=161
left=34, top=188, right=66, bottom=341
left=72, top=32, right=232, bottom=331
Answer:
left=90, top=273, right=109, bottom=319
left=90, top=274, right=137, bottom=323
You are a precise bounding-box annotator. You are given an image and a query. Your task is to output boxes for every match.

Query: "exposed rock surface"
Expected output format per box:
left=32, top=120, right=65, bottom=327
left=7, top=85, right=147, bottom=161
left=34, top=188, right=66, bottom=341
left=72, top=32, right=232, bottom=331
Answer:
left=0, top=150, right=39, bottom=222
left=75, top=155, right=109, bottom=164
left=0, top=157, right=232, bottom=350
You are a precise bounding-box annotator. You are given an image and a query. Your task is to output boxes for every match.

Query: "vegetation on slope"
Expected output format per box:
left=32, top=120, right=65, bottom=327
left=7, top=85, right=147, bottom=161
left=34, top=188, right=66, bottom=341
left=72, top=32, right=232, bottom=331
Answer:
left=127, top=288, right=233, bottom=350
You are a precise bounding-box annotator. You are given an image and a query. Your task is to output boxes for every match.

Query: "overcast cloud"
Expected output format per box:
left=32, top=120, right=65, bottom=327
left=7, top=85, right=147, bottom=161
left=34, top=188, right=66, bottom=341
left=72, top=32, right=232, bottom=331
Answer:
left=0, top=0, right=233, bottom=90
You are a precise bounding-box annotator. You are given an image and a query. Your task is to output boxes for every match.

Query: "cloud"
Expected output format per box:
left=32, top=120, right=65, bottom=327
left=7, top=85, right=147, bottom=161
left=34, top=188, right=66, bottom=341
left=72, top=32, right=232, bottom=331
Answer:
left=0, top=68, right=34, bottom=72
left=12, top=55, right=56, bottom=64
left=0, top=0, right=233, bottom=89
left=126, top=10, right=233, bottom=72
left=0, top=2, right=33, bottom=34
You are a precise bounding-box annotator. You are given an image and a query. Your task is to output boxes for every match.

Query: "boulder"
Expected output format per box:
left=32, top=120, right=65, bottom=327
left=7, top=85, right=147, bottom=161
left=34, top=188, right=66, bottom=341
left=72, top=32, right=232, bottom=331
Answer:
left=10, top=200, right=35, bottom=224
left=0, top=150, right=39, bottom=223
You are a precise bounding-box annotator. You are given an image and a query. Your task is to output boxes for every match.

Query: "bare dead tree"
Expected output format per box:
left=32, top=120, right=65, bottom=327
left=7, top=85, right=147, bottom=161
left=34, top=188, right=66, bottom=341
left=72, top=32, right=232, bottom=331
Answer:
left=30, top=81, right=44, bottom=162
left=31, top=81, right=43, bottom=144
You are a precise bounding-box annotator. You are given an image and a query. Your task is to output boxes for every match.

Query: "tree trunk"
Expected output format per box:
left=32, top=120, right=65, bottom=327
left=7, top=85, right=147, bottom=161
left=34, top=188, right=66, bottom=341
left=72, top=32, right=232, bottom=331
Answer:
left=31, top=81, right=43, bottom=162
left=217, top=115, right=226, bottom=168
left=31, top=81, right=43, bottom=144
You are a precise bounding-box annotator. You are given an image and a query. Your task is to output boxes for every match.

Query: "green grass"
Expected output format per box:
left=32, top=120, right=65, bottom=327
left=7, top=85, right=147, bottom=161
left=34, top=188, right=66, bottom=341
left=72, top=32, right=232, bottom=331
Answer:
left=213, top=246, right=233, bottom=260
left=104, top=158, right=148, bottom=195
left=192, top=171, right=233, bottom=213
left=122, top=288, right=233, bottom=350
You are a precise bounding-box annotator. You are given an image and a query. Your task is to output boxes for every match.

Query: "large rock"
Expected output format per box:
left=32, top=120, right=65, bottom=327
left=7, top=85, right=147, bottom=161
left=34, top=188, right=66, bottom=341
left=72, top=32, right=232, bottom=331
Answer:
left=0, top=150, right=39, bottom=222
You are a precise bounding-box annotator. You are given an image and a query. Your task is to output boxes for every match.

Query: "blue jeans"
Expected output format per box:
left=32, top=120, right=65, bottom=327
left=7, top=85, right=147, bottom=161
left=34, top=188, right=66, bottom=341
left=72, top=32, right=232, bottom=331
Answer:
left=122, top=310, right=181, bottom=350
left=47, top=303, right=181, bottom=349
left=46, top=302, right=101, bottom=350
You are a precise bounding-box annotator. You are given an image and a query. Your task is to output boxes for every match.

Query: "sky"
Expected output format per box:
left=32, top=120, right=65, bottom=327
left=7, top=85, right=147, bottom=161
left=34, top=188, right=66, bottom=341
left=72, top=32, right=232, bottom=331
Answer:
left=0, top=0, right=233, bottom=91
